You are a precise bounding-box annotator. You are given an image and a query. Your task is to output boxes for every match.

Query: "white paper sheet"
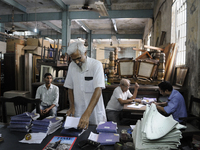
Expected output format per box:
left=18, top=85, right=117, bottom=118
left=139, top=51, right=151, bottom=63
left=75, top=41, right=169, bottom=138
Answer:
left=130, top=125, right=136, bottom=130
left=88, top=132, right=99, bottom=142
left=127, top=103, right=145, bottom=108
left=19, top=133, right=47, bottom=144
left=64, top=116, right=80, bottom=129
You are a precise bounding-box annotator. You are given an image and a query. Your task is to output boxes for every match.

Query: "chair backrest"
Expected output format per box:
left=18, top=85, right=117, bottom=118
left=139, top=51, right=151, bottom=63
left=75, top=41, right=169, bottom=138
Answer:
left=188, top=95, right=200, bottom=116
left=0, top=96, right=41, bottom=123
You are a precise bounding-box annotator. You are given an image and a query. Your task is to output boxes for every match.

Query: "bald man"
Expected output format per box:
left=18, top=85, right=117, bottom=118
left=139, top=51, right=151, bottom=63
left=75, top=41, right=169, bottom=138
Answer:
left=106, top=79, right=139, bottom=124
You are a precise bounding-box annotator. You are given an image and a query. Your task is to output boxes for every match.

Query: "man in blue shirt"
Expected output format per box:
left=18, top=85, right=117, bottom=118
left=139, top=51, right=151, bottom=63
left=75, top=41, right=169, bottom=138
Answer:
left=154, top=81, right=187, bottom=123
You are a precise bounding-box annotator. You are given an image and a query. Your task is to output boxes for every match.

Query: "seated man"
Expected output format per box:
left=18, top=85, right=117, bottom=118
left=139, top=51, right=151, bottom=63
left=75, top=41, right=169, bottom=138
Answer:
left=106, top=79, right=139, bottom=124
left=154, top=81, right=187, bottom=123
left=32, top=73, right=59, bottom=117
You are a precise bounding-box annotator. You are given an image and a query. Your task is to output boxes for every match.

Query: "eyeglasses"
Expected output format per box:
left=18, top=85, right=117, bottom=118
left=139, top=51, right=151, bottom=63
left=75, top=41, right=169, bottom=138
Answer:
left=72, top=56, right=82, bottom=63
left=123, top=85, right=130, bottom=88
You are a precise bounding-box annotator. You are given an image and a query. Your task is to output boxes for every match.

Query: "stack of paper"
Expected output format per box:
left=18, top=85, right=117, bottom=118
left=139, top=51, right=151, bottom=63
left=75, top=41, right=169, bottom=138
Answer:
left=8, top=112, right=40, bottom=132
left=32, top=116, right=63, bottom=135
left=132, top=103, right=186, bottom=150
left=61, top=116, right=85, bottom=137
left=88, top=121, right=119, bottom=145
left=19, top=133, right=47, bottom=144
left=141, top=97, right=157, bottom=104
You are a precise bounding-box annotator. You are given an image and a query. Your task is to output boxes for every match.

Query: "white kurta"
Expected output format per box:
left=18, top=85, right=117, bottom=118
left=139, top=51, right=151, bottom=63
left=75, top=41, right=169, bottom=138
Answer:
left=106, top=86, right=133, bottom=111
left=64, top=57, right=107, bottom=125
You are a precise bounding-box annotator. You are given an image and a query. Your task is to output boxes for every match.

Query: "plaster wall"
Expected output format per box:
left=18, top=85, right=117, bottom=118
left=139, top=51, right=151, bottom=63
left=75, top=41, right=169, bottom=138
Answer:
left=153, top=0, right=173, bottom=46
left=143, top=18, right=153, bottom=46
left=152, top=0, right=200, bottom=115
left=186, top=0, right=200, bottom=116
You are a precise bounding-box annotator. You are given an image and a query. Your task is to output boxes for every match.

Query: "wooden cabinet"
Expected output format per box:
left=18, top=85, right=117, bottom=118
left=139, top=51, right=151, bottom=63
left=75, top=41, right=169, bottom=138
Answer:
left=4, top=53, right=16, bottom=91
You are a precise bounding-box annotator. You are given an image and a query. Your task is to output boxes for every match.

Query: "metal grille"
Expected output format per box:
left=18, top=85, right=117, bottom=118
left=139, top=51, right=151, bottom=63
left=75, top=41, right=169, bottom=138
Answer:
left=175, top=0, right=187, bottom=65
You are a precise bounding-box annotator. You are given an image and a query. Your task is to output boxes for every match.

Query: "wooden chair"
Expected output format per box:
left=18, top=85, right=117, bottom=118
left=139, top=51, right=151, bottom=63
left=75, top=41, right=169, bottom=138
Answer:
left=178, top=95, right=200, bottom=149
left=0, top=96, right=41, bottom=123
left=180, top=95, right=200, bottom=130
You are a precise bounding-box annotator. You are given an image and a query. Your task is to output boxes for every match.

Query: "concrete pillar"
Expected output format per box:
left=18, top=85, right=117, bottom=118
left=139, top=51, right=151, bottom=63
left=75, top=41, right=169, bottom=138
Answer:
left=87, top=31, right=92, bottom=57
left=62, top=6, right=71, bottom=55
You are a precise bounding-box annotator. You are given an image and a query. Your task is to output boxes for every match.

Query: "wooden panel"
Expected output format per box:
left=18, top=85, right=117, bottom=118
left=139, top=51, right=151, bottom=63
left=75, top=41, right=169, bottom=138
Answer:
left=32, top=55, right=41, bottom=82
left=4, top=53, right=15, bottom=91
left=24, top=53, right=33, bottom=94
left=15, top=44, right=24, bottom=90
left=165, top=43, right=178, bottom=82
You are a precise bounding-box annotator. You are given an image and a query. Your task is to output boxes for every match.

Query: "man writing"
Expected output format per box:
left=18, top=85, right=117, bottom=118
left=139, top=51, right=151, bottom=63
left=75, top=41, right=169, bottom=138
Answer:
left=33, top=73, right=59, bottom=117
left=154, top=81, right=187, bottom=123
left=64, top=41, right=107, bottom=129
left=106, top=79, right=139, bottom=124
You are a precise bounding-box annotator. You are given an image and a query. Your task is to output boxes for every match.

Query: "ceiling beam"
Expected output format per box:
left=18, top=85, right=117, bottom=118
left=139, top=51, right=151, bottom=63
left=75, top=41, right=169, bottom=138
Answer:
left=42, top=21, right=62, bottom=33
left=13, top=22, right=34, bottom=32
left=75, top=20, right=90, bottom=33
left=70, top=9, right=153, bottom=19
left=1, top=0, right=26, bottom=13
left=0, top=9, right=153, bottom=23
left=41, top=34, right=143, bottom=40
left=52, top=0, right=67, bottom=10
left=111, top=19, right=118, bottom=34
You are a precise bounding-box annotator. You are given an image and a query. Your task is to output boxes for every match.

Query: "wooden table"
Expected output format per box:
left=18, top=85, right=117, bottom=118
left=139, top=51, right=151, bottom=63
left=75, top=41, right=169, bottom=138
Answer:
left=123, top=103, right=146, bottom=115
left=121, top=103, right=146, bottom=125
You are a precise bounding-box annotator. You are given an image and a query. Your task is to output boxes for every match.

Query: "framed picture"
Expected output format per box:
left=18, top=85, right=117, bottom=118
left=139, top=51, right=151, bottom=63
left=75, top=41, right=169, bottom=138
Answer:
left=175, top=66, right=188, bottom=86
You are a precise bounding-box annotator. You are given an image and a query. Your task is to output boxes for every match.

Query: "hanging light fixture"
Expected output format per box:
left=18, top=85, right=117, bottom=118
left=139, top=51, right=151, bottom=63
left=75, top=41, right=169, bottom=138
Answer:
left=110, top=41, right=113, bottom=46
left=110, top=20, right=112, bottom=46
left=34, top=0, right=37, bottom=33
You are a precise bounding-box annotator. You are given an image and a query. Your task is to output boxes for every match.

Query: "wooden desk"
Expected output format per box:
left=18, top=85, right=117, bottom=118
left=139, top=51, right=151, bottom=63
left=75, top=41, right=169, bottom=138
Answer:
left=0, top=124, right=129, bottom=150
left=123, top=103, right=146, bottom=115
left=0, top=123, right=196, bottom=149
left=121, top=103, right=146, bottom=125
left=103, top=84, right=184, bottom=108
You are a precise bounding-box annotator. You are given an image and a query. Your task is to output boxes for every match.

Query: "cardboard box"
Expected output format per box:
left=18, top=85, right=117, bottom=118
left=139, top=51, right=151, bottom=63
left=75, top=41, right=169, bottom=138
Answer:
left=27, top=38, right=50, bottom=48
left=23, top=45, right=43, bottom=56
left=26, top=38, right=40, bottom=46
left=42, top=39, right=50, bottom=48
left=50, top=44, right=62, bottom=49
left=6, top=38, right=25, bottom=52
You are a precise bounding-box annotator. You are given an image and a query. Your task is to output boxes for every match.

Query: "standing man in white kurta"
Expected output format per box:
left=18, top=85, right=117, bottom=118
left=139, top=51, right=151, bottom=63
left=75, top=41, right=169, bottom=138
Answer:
left=64, top=41, right=107, bottom=129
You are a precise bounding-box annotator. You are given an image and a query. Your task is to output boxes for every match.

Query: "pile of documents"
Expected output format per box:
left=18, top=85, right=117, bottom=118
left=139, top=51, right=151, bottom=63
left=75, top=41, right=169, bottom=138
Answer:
left=132, top=103, right=186, bottom=150
left=8, top=112, right=40, bottom=132
left=61, top=116, right=85, bottom=137
left=32, top=116, right=63, bottom=135
left=89, top=121, right=119, bottom=145
left=141, top=97, right=157, bottom=104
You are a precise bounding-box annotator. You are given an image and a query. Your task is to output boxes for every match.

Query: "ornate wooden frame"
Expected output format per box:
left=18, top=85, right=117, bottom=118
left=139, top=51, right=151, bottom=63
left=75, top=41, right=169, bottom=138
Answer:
left=117, top=59, right=135, bottom=78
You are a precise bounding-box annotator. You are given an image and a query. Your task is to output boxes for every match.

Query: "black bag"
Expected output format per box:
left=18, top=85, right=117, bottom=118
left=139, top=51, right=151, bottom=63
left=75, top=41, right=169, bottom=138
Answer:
left=78, top=140, right=104, bottom=150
